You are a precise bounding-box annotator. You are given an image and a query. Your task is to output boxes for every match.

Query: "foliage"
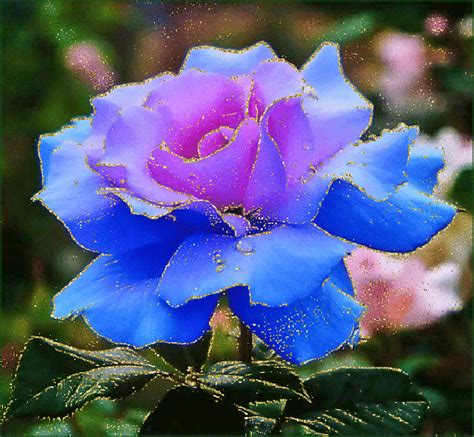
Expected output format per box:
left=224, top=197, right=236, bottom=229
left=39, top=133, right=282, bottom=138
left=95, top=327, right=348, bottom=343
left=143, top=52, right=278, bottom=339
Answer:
left=3, top=337, right=429, bottom=436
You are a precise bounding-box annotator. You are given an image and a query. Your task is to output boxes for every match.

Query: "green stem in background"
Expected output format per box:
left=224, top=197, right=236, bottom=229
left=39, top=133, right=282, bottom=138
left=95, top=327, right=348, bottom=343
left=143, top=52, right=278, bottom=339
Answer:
left=238, top=321, right=253, bottom=363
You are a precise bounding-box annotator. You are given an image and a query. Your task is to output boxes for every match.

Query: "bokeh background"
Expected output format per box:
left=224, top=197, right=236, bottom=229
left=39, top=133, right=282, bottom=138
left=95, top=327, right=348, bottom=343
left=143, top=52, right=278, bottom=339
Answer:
left=2, top=1, right=472, bottom=435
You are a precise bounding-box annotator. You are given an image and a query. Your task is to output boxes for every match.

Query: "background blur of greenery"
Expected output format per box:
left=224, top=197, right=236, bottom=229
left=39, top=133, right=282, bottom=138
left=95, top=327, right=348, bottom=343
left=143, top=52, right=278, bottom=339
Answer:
left=1, top=1, right=472, bottom=435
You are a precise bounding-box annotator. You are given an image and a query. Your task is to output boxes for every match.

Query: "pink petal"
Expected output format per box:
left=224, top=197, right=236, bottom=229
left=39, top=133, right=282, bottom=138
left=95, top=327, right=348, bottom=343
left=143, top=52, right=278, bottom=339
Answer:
left=198, top=126, right=235, bottom=158
left=146, top=70, right=247, bottom=159
left=248, top=59, right=304, bottom=118
left=243, top=122, right=286, bottom=214
left=148, top=118, right=260, bottom=208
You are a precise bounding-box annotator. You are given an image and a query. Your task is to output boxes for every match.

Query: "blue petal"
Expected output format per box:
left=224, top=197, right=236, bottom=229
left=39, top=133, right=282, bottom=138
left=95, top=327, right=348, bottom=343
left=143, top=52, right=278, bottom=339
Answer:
left=406, top=142, right=444, bottom=193
left=328, top=260, right=354, bottom=297
left=35, top=142, right=232, bottom=253
left=36, top=143, right=185, bottom=253
left=92, top=74, right=173, bottom=111
left=302, top=43, right=372, bottom=113
left=258, top=125, right=417, bottom=224
left=228, top=281, right=364, bottom=364
left=323, top=125, right=418, bottom=199
left=158, top=225, right=353, bottom=307
left=328, top=260, right=360, bottom=345
left=183, top=42, right=276, bottom=76
left=53, top=244, right=219, bottom=347
left=314, top=179, right=456, bottom=253
left=39, top=118, right=91, bottom=183
left=85, top=75, right=174, bottom=163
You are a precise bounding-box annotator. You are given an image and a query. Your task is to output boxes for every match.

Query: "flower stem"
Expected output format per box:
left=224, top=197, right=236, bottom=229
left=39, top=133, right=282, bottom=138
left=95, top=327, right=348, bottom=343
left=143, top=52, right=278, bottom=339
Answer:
left=238, top=321, right=253, bottom=363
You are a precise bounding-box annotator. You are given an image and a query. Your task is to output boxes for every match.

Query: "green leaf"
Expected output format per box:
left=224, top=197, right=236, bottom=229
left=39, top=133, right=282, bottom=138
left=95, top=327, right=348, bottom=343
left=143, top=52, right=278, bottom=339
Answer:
left=153, top=331, right=212, bottom=373
left=250, top=399, right=286, bottom=418
left=436, top=67, right=473, bottom=94
left=280, top=419, right=326, bottom=435
left=284, top=367, right=428, bottom=435
left=397, top=354, right=439, bottom=375
left=5, top=336, right=163, bottom=420
left=200, top=360, right=309, bottom=404
left=139, top=385, right=246, bottom=435
left=450, top=168, right=473, bottom=214
left=319, top=12, right=376, bottom=44
left=245, top=415, right=277, bottom=435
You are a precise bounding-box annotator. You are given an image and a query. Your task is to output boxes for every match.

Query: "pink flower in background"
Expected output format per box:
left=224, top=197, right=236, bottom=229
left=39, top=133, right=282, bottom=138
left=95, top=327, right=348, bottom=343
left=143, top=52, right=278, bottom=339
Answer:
left=210, top=308, right=232, bottom=331
left=425, top=13, right=450, bottom=36
left=65, top=42, right=116, bottom=92
left=456, top=15, right=473, bottom=39
left=347, top=248, right=463, bottom=337
left=416, top=127, right=472, bottom=195
left=377, top=33, right=427, bottom=105
left=435, top=128, right=472, bottom=193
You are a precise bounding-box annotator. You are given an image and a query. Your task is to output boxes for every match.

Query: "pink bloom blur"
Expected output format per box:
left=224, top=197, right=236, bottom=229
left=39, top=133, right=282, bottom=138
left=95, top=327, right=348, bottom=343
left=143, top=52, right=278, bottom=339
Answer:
left=417, top=127, right=473, bottom=195
left=65, top=42, right=116, bottom=92
left=210, top=308, right=232, bottom=331
left=346, top=248, right=462, bottom=337
left=377, top=33, right=427, bottom=104
left=425, top=13, right=450, bottom=36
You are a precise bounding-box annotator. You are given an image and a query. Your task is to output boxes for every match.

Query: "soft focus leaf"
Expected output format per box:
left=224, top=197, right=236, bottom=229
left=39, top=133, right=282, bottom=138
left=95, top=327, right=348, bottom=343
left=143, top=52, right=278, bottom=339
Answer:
left=397, top=354, right=439, bottom=375
left=153, top=331, right=212, bottom=373
left=319, top=12, right=376, bottom=44
left=200, top=360, right=309, bottom=404
left=5, top=337, right=163, bottom=419
left=26, top=420, right=73, bottom=436
left=284, top=367, right=428, bottom=435
left=437, top=67, right=473, bottom=94
left=450, top=168, right=473, bottom=213
left=139, top=386, right=246, bottom=435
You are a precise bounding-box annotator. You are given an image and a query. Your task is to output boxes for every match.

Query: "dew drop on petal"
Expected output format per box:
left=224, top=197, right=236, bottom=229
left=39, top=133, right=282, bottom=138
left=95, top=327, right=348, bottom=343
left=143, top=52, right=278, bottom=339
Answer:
left=236, top=240, right=255, bottom=256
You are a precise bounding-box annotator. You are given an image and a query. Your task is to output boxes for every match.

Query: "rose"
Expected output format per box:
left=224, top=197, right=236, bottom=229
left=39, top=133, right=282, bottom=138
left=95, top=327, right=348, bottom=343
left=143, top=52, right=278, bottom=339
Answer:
left=35, top=42, right=455, bottom=364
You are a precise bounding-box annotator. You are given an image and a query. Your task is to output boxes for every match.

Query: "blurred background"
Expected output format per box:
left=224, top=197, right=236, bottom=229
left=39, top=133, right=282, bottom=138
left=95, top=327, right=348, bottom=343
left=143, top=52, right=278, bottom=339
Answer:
left=1, top=1, right=472, bottom=435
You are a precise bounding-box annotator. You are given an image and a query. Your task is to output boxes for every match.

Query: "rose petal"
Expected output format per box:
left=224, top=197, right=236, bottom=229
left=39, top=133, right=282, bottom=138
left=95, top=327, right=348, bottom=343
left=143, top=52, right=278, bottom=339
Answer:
left=406, top=141, right=445, bottom=193
left=243, top=121, right=287, bottom=214
left=38, top=118, right=91, bottom=183
left=315, top=180, right=456, bottom=253
left=149, top=118, right=260, bottom=209
left=198, top=126, right=235, bottom=158
left=53, top=246, right=219, bottom=347
left=97, top=105, right=190, bottom=205
left=85, top=74, right=174, bottom=163
left=35, top=141, right=186, bottom=253
left=228, top=280, right=363, bottom=364
left=157, top=224, right=353, bottom=308
left=146, top=70, right=247, bottom=158
left=249, top=59, right=304, bottom=118
left=183, top=41, right=276, bottom=77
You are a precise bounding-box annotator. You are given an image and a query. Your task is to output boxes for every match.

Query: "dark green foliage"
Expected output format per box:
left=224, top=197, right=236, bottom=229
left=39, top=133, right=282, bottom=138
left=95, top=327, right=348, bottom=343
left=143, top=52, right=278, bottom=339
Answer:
left=4, top=337, right=430, bottom=435
left=139, top=386, right=246, bottom=435
left=245, top=415, right=278, bottom=435
left=450, top=168, right=473, bottom=214
left=283, top=367, right=428, bottom=435
left=153, top=331, right=212, bottom=373
left=200, top=360, right=309, bottom=403
left=5, top=337, right=163, bottom=420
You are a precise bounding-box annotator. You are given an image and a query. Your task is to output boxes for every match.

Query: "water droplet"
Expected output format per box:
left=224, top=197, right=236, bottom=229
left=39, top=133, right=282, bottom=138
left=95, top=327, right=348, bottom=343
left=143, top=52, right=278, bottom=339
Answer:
left=216, top=263, right=227, bottom=273
left=236, top=240, right=255, bottom=255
